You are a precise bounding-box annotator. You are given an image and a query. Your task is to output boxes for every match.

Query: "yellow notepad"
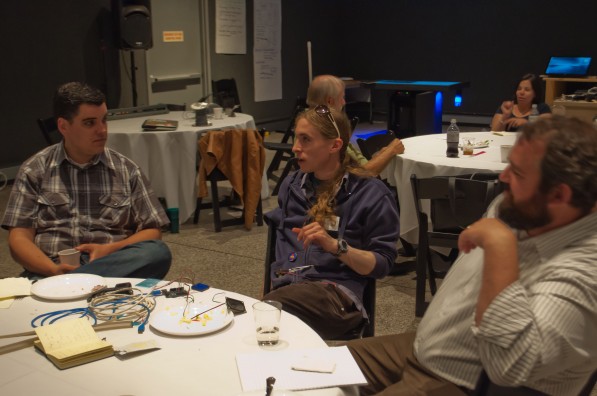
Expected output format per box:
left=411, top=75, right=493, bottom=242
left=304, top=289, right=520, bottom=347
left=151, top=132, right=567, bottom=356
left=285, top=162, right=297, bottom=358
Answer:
left=34, top=318, right=114, bottom=369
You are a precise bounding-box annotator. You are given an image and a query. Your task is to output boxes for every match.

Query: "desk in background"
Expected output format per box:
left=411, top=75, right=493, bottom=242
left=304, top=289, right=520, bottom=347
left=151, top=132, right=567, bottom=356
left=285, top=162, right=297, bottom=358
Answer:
left=380, top=131, right=516, bottom=244
left=361, top=80, right=469, bottom=137
left=0, top=278, right=356, bottom=396
left=107, top=112, right=260, bottom=224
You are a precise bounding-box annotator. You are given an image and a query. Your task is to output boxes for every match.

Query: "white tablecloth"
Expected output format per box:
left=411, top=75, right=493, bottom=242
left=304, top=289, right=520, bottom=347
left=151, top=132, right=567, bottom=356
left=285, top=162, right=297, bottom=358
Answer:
left=380, top=131, right=518, bottom=243
left=107, top=112, right=263, bottom=224
left=0, top=278, right=356, bottom=396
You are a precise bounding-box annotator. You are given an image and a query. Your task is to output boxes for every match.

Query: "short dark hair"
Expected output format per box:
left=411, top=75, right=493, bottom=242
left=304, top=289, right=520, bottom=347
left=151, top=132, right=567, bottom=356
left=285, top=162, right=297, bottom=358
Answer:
left=53, top=82, right=106, bottom=121
left=514, top=73, right=544, bottom=104
left=521, top=116, right=597, bottom=213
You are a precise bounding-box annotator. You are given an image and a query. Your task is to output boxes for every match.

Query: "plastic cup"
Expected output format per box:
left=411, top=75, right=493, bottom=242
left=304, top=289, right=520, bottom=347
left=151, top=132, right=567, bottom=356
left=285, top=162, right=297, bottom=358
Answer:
left=500, top=144, right=513, bottom=163
left=58, top=249, right=81, bottom=266
left=463, top=138, right=475, bottom=155
left=213, top=107, right=223, bottom=119
left=253, top=300, right=282, bottom=346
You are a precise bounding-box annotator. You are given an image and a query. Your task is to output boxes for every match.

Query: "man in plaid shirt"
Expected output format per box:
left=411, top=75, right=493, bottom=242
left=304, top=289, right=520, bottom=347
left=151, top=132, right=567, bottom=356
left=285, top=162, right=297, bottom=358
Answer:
left=2, top=82, right=171, bottom=279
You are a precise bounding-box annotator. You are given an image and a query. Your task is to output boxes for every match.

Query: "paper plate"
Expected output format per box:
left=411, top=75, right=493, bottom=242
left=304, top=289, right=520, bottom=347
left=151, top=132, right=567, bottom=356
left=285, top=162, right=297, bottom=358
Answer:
left=151, top=304, right=234, bottom=336
left=30, top=274, right=106, bottom=301
left=460, top=139, right=491, bottom=149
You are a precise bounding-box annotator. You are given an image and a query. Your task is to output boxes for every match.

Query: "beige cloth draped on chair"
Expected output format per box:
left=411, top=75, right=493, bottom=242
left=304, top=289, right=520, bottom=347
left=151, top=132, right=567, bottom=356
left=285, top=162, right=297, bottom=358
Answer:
left=197, top=129, right=265, bottom=230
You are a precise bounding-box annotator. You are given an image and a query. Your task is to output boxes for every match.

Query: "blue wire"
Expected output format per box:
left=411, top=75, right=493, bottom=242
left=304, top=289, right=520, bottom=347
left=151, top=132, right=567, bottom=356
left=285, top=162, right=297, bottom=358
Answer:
left=31, top=308, right=96, bottom=328
left=31, top=294, right=154, bottom=331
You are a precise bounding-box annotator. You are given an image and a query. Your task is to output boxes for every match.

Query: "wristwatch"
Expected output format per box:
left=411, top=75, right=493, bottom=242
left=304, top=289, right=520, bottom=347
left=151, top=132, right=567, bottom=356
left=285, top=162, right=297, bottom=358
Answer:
left=335, top=238, right=349, bottom=256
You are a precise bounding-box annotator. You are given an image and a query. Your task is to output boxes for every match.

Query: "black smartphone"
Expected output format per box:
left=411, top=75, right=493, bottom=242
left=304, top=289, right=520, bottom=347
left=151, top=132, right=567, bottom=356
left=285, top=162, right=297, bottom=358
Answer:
left=191, top=282, right=210, bottom=292
left=225, top=297, right=246, bottom=315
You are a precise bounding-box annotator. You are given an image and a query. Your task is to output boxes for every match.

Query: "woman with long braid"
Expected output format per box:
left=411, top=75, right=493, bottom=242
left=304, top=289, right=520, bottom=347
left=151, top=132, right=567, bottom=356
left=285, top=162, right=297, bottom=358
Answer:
left=262, top=105, right=399, bottom=339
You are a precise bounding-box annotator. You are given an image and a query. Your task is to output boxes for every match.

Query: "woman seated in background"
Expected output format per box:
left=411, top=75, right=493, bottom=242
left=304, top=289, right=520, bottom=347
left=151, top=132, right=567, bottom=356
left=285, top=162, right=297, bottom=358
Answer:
left=491, top=73, right=551, bottom=131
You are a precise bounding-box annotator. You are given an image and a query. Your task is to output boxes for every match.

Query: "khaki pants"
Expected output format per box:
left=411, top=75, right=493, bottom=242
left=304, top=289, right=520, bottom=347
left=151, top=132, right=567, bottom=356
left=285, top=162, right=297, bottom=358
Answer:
left=347, top=332, right=468, bottom=396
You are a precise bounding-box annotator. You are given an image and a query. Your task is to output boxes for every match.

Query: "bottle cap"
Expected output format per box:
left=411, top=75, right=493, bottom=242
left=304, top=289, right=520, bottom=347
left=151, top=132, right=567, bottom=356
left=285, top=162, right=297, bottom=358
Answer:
left=451, top=118, right=457, bottom=123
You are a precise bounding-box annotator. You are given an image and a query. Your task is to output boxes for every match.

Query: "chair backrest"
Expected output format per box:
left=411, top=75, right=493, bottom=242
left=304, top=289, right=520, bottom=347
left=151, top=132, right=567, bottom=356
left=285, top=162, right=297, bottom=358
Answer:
left=279, top=97, right=307, bottom=143
left=411, top=173, right=504, bottom=234
left=212, top=78, right=242, bottom=113
left=356, top=130, right=397, bottom=160
left=350, top=116, right=360, bottom=133
left=263, top=219, right=376, bottom=338
left=37, top=117, right=62, bottom=146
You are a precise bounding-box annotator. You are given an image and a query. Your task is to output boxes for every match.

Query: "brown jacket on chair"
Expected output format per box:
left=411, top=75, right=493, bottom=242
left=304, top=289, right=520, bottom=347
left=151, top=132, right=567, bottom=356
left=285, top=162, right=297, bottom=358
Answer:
left=197, top=129, right=265, bottom=230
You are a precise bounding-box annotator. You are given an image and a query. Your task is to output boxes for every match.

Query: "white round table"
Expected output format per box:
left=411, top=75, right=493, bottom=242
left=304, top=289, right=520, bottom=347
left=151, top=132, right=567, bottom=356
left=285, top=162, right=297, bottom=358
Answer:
left=380, top=131, right=518, bottom=243
left=0, top=277, right=357, bottom=396
left=107, top=112, right=266, bottom=224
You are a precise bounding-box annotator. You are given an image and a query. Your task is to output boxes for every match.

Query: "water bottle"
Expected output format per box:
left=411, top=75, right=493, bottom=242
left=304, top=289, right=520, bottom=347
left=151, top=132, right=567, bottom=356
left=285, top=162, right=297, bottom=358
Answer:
left=446, top=119, right=459, bottom=158
left=528, top=104, right=539, bottom=123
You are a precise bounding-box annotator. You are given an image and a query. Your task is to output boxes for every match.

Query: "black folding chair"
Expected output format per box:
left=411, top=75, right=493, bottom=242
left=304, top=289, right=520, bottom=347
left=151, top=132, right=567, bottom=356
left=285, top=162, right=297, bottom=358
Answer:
left=263, top=97, right=307, bottom=194
left=356, top=130, right=397, bottom=160
left=212, top=78, right=242, bottom=113
left=37, top=117, right=62, bottom=146
left=410, top=173, right=503, bottom=317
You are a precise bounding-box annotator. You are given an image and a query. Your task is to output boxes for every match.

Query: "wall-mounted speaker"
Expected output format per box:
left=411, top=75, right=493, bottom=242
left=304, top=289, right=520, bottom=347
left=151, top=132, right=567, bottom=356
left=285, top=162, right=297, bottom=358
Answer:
left=113, top=0, right=153, bottom=50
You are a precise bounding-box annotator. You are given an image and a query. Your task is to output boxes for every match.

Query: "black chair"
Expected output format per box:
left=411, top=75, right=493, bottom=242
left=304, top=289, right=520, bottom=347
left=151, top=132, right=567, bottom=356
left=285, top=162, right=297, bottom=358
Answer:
left=263, top=220, right=376, bottom=339
left=263, top=97, right=307, bottom=194
left=194, top=129, right=264, bottom=232
left=350, top=116, right=360, bottom=132
left=356, top=130, right=397, bottom=160
left=410, top=173, right=503, bottom=317
left=212, top=78, right=242, bottom=113
left=37, top=117, right=62, bottom=146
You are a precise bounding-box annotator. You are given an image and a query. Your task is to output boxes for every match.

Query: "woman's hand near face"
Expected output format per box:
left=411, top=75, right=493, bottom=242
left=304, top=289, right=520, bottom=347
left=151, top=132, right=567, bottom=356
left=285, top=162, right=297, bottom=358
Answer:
left=500, top=100, right=514, bottom=118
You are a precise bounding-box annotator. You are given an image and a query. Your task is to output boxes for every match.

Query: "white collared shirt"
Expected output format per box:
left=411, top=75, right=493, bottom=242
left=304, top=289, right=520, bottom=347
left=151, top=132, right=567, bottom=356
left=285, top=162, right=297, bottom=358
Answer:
left=414, top=196, right=597, bottom=395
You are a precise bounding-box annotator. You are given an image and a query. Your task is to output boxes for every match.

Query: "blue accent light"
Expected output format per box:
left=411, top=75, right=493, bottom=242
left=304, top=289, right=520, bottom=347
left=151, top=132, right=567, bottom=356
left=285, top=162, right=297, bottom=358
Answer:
left=435, top=91, right=443, bottom=113
left=454, top=94, right=463, bottom=107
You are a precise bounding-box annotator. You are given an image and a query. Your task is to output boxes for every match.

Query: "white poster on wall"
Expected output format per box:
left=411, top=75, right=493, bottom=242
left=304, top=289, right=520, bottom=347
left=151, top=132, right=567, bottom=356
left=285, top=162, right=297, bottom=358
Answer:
left=215, top=0, right=246, bottom=54
left=253, top=0, right=282, bottom=102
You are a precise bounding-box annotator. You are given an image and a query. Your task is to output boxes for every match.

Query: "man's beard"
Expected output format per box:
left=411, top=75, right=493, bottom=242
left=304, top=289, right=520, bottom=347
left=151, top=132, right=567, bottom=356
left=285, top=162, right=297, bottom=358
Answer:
left=498, top=189, right=551, bottom=230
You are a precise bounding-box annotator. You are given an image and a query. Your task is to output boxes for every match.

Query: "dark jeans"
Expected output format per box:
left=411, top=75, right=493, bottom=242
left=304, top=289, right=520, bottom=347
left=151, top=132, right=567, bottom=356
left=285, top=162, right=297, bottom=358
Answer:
left=24, top=240, right=172, bottom=280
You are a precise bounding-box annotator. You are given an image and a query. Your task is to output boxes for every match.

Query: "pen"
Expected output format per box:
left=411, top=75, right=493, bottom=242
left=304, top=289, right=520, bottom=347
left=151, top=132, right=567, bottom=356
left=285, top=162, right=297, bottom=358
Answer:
left=473, top=151, right=486, bottom=156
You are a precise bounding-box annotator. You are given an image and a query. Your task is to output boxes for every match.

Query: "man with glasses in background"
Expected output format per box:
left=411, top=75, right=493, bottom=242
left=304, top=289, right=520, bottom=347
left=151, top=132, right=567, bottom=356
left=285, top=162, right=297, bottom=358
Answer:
left=307, top=74, right=405, bottom=176
left=262, top=105, right=399, bottom=340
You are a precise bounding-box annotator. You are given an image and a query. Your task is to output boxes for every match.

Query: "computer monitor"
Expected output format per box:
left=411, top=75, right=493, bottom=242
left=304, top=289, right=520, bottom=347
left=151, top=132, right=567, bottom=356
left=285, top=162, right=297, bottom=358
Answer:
left=545, top=56, right=592, bottom=77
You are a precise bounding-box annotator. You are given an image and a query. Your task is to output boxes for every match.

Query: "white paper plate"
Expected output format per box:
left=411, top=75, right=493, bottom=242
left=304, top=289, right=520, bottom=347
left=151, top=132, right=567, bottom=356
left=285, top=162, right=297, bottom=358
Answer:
left=151, top=304, right=234, bottom=336
left=460, top=140, right=491, bottom=149
left=30, top=274, right=106, bottom=300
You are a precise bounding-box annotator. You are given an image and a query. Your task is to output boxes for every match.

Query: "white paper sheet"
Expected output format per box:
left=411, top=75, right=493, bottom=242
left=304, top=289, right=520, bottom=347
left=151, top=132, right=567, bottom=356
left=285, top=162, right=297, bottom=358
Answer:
left=215, top=0, right=246, bottom=54
left=236, top=346, right=367, bottom=391
left=0, top=277, right=32, bottom=299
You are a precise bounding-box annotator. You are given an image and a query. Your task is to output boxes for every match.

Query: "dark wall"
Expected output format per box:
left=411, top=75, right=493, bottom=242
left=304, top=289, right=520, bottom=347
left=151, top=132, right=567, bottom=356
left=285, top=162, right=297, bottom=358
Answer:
left=337, top=0, right=597, bottom=115
left=0, top=1, right=119, bottom=169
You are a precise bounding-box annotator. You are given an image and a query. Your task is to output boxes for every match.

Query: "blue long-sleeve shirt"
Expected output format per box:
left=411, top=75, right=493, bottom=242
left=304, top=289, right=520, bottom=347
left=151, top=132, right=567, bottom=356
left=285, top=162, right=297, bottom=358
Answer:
left=265, top=170, right=399, bottom=308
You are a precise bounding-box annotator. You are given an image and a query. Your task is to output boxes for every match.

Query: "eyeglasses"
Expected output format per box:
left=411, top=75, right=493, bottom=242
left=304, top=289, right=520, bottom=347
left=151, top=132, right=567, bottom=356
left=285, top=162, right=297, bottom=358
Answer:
left=314, top=104, right=341, bottom=138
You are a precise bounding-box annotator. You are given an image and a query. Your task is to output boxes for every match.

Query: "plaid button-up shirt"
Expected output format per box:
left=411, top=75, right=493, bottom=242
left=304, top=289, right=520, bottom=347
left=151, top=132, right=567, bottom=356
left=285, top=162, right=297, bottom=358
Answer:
left=2, top=143, right=169, bottom=260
